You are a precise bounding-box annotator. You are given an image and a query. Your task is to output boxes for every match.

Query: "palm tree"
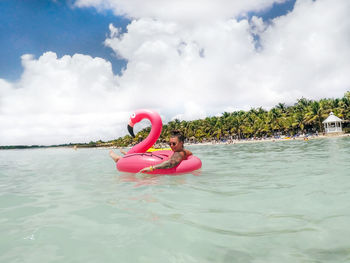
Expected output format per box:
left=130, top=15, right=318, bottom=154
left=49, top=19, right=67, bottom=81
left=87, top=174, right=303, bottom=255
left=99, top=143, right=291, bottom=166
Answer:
left=305, top=101, right=328, bottom=132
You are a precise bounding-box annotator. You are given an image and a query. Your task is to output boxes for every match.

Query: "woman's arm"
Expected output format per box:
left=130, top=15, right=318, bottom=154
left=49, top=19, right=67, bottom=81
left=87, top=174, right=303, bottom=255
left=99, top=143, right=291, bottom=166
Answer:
left=139, top=152, right=183, bottom=173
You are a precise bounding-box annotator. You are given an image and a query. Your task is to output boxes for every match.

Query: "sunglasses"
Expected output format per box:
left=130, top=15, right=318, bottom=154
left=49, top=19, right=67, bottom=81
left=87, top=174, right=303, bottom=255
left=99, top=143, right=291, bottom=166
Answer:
left=168, top=142, right=177, bottom=146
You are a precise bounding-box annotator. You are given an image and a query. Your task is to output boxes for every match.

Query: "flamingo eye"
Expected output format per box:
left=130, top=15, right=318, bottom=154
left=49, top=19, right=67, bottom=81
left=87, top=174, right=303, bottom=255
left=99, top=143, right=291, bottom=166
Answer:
left=131, top=113, right=136, bottom=119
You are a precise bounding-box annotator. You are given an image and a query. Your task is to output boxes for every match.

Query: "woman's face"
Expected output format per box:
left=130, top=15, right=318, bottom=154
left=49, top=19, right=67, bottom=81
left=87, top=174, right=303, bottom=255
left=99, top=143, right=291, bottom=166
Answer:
left=169, top=136, right=183, bottom=151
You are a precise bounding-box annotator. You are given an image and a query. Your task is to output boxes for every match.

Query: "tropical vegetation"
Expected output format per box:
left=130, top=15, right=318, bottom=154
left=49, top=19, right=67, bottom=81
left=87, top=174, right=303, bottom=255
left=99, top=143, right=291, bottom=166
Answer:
left=107, top=92, right=350, bottom=147
left=1, top=92, right=349, bottom=149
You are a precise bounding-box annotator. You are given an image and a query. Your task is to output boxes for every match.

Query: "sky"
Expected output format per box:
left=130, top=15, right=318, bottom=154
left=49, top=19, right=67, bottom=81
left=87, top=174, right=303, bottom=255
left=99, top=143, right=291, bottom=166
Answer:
left=0, top=0, right=349, bottom=146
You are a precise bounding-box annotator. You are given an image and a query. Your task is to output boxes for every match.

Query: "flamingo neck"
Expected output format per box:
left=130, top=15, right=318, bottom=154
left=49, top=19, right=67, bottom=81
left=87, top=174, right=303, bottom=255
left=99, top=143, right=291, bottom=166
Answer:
left=127, top=111, right=162, bottom=154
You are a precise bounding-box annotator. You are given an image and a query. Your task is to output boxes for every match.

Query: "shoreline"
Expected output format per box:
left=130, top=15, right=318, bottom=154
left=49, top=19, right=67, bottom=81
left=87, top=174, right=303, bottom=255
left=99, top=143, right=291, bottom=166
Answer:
left=104, top=133, right=350, bottom=150
left=185, top=133, right=350, bottom=147
left=1, top=133, right=349, bottom=151
left=157, top=133, right=350, bottom=148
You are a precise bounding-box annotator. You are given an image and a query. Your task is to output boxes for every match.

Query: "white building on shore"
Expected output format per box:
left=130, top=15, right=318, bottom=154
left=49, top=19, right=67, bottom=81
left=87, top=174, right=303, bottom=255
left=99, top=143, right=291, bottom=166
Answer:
left=322, top=112, right=344, bottom=134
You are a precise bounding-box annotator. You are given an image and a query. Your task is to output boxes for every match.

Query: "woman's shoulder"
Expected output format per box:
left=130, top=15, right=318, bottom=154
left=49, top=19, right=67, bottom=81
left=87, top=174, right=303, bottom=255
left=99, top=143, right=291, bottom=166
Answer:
left=184, top=149, right=192, bottom=156
left=174, top=149, right=192, bottom=159
left=181, top=149, right=192, bottom=159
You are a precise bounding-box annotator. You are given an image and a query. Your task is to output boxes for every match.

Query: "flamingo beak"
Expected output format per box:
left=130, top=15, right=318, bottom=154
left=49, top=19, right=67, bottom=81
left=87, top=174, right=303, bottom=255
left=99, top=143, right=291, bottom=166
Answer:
left=127, top=121, right=135, bottom=138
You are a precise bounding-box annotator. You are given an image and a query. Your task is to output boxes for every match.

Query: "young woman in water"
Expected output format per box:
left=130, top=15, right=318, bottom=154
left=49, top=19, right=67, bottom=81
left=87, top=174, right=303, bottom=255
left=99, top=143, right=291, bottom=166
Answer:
left=139, top=130, right=192, bottom=173
left=109, top=130, right=192, bottom=173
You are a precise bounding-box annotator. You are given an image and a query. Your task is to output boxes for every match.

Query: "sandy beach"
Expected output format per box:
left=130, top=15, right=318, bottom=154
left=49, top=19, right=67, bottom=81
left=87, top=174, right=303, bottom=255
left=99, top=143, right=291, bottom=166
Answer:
left=182, top=133, right=350, bottom=147
left=100, top=133, right=350, bottom=151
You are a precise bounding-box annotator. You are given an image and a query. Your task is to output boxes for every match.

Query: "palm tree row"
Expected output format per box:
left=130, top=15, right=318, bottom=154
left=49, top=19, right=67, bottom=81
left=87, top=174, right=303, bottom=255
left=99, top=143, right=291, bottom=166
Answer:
left=108, top=92, right=350, bottom=147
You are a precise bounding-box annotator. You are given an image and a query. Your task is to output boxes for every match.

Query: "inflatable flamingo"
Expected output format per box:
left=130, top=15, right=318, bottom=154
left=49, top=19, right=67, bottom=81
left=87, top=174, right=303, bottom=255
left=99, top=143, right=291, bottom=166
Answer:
left=116, top=109, right=202, bottom=174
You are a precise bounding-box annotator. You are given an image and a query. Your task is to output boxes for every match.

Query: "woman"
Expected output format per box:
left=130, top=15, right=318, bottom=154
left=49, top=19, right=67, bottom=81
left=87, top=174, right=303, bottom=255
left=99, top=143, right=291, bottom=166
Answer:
left=109, top=130, right=192, bottom=173
left=139, top=130, right=192, bottom=173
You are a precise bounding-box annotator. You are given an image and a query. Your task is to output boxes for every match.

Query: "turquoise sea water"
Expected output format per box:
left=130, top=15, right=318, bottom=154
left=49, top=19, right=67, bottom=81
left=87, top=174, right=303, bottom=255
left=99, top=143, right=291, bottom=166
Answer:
left=1, top=136, right=350, bottom=263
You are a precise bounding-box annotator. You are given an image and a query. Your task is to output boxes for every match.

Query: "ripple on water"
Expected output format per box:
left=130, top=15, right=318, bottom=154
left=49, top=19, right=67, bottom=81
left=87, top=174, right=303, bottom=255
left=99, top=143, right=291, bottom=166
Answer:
left=1, top=139, right=350, bottom=262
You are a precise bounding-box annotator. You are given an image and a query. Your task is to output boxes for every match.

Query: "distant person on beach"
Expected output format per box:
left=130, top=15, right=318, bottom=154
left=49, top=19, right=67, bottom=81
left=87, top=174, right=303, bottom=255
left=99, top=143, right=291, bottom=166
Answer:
left=109, top=130, right=192, bottom=172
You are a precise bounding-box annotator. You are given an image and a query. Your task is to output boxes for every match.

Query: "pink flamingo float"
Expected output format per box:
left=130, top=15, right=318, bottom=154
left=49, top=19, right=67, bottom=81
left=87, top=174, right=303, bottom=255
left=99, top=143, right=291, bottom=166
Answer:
left=116, top=109, right=202, bottom=174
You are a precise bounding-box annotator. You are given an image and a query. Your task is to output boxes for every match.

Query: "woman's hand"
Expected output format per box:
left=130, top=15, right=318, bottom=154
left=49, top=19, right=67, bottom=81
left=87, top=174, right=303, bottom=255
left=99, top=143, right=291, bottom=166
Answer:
left=139, top=166, right=153, bottom=173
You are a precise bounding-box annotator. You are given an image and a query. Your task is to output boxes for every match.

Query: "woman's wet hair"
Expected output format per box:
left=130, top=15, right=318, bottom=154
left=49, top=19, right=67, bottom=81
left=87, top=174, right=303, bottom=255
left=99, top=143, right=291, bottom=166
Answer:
left=171, top=130, right=185, bottom=143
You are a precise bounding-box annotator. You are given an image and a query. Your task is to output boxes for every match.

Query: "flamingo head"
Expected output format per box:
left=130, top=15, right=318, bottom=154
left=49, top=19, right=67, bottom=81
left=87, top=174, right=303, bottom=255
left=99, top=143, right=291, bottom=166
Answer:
left=127, top=109, right=155, bottom=138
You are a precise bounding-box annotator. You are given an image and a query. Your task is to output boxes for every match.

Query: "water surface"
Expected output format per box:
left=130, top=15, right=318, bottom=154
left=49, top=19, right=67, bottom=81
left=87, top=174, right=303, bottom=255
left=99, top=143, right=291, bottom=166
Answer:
left=1, top=137, right=350, bottom=262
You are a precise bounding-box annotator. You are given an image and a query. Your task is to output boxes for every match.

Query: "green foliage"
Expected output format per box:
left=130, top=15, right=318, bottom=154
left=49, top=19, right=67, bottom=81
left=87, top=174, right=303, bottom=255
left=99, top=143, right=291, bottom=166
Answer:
left=105, top=92, right=350, bottom=146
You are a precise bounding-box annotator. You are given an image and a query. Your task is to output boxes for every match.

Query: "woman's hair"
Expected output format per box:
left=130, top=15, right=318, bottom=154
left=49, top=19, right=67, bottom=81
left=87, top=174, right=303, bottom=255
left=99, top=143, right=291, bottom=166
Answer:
left=170, top=130, right=185, bottom=143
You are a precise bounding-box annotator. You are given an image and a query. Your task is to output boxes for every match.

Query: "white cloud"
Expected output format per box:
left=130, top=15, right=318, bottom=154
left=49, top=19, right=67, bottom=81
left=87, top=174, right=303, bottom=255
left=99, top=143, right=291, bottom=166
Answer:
left=104, top=0, right=350, bottom=110
left=75, top=0, right=287, bottom=23
left=0, top=52, right=130, bottom=145
left=1, top=0, right=350, bottom=145
left=172, top=101, right=207, bottom=121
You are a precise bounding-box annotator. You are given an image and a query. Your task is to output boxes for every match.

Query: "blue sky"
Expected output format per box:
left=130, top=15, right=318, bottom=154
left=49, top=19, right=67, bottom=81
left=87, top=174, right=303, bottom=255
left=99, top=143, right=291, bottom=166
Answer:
left=0, top=0, right=129, bottom=80
left=251, top=0, right=296, bottom=20
left=0, top=0, right=295, bottom=81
